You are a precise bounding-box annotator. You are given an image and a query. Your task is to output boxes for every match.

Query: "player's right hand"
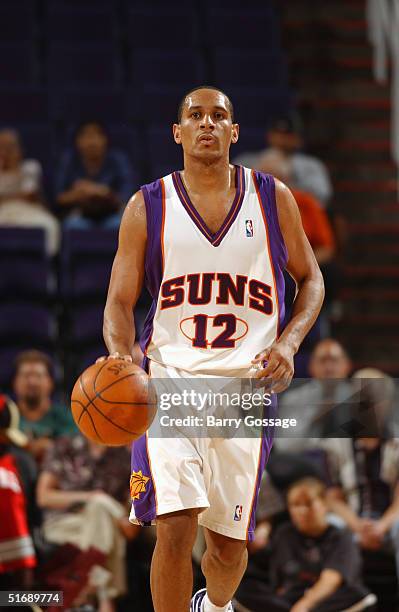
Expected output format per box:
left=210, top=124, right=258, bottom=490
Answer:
left=96, top=352, right=133, bottom=363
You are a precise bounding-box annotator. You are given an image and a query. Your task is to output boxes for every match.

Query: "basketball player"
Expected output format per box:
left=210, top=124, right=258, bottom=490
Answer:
left=102, top=86, right=324, bottom=612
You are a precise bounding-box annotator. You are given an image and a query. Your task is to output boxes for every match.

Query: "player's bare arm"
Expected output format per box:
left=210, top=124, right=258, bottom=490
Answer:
left=253, top=179, right=325, bottom=391
left=102, top=190, right=147, bottom=361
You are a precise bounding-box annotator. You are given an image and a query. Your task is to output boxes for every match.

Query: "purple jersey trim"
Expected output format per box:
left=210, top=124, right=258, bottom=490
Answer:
left=132, top=178, right=164, bottom=524
left=171, top=165, right=246, bottom=247
left=139, top=178, right=164, bottom=355
left=252, top=171, right=288, bottom=335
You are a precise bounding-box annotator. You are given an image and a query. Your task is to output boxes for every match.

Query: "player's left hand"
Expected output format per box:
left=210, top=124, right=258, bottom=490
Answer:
left=251, top=340, right=294, bottom=393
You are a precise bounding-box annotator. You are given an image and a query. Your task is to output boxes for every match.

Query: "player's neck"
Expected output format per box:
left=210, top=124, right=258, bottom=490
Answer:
left=182, top=157, right=233, bottom=195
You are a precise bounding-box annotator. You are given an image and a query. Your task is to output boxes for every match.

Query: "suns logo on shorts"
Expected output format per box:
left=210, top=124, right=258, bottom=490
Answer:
left=234, top=505, right=243, bottom=521
left=130, top=470, right=150, bottom=500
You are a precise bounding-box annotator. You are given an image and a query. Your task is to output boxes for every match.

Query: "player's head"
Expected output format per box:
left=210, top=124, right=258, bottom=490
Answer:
left=287, top=477, right=327, bottom=535
left=13, top=350, right=54, bottom=409
left=309, top=339, right=351, bottom=380
left=173, top=86, right=239, bottom=162
left=75, top=120, right=109, bottom=160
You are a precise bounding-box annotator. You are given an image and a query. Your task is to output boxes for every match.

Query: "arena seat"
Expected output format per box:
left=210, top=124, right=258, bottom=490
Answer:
left=212, top=49, right=288, bottom=89
left=0, top=88, right=48, bottom=123
left=0, top=228, right=53, bottom=298
left=146, top=125, right=183, bottom=177
left=49, top=88, right=127, bottom=123
left=47, top=44, right=122, bottom=86
left=129, top=86, right=192, bottom=122
left=206, top=8, right=280, bottom=49
left=0, top=303, right=56, bottom=345
left=226, top=87, right=293, bottom=125
left=0, top=4, right=36, bottom=42
left=127, top=7, right=197, bottom=48
left=129, top=50, right=206, bottom=88
left=0, top=43, right=38, bottom=85
left=45, top=6, right=117, bottom=44
left=60, top=229, right=118, bottom=298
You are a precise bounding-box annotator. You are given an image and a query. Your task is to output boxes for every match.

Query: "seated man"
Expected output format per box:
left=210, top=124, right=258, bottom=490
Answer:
left=235, top=477, right=375, bottom=612
left=324, top=435, right=399, bottom=578
left=55, top=120, right=134, bottom=229
left=37, top=434, right=135, bottom=612
left=13, top=350, right=77, bottom=464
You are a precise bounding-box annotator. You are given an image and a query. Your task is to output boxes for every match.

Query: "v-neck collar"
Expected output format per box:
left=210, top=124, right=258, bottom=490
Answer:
left=171, top=165, right=246, bottom=247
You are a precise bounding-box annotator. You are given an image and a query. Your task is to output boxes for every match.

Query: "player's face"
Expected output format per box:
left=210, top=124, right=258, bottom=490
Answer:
left=173, top=89, right=239, bottom=161
left=14, top=363, right=53, bottom=407
left=288, top=487, right=327, bottom=533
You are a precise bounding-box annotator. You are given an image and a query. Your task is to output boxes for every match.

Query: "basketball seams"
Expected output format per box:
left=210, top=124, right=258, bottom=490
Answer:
left=75, top=373, right=148, bottom=436
left=75, top=376, right=105, bottom=443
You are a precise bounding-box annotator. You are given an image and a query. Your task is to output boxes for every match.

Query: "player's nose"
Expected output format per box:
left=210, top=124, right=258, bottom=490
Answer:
left=199, top=114, right=215, bottom=129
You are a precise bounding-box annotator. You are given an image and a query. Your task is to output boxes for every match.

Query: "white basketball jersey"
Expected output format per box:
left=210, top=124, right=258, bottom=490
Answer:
left=139, top=166, right=287, bottom=375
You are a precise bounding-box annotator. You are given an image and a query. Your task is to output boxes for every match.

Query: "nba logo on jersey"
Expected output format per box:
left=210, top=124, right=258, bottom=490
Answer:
left=245, top=219, right=253, bottom=237
left=234, top=505, right=243, bottom=521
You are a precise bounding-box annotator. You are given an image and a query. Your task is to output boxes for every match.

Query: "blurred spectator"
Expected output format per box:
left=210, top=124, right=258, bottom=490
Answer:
left=0, top=394, right=38, bottom=592
left=0, top=128, right=60, bottom=255
left=234, top=116, right=332, bottom=207
left=13, top=350, right=77, bottom=463
left=235, top=478, right=375, bottom=612
left=37, top=435, right=133, bottom=611
left=275, top=338, right=352, bottom=451
left=352, top=368, right=397, bottom=437
left=55, top=121, right=134, bottom=229
left=324, top=435, right=399, bottom=580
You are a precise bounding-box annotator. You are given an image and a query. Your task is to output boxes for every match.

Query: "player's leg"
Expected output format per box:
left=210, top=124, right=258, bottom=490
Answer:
left=201, top=528, right=248, bottom=608
left=151, top=508, right=202, bottom=612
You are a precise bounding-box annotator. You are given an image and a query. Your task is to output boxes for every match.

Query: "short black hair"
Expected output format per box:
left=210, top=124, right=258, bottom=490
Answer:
left=74, top=120, right=108, bottom=140
left=177, top=85, right=234, bottom=123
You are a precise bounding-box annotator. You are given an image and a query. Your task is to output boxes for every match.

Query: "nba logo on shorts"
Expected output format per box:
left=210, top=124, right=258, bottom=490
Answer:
left=234, top=505, right=243, bottom=521
left=245, top=219, right=253, bottom=237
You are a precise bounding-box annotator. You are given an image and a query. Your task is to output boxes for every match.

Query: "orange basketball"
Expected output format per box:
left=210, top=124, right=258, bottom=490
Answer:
left=71, top=359, right=157, bottom=446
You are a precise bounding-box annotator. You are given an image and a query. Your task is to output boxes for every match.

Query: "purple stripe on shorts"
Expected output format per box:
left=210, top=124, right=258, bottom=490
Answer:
left=247, top=394, right=277, bottom=540
left=131, top=433, right=157, bottom=522
left=253, top=171, right=288, bottom=335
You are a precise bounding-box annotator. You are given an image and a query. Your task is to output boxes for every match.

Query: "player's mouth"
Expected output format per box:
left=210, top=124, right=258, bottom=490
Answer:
left=198, top=134, right=216, bottom=144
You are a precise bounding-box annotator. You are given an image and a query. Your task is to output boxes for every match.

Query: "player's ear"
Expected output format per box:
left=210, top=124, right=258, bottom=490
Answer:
left=173, top=123, right=182, bottom=144
left=231, top=123, right=239, bottom=144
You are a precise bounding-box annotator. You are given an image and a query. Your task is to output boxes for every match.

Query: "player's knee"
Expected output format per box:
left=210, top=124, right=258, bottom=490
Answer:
left=156, top=509, right=199, bottom=555
left=208, top=540, right=247, bottom=568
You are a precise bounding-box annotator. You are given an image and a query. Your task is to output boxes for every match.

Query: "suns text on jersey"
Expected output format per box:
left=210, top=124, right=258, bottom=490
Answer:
left=160, top=272, right=273, bottom=316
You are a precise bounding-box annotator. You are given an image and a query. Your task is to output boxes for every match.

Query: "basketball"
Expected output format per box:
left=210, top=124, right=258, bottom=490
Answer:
left=70, top=359, right=157, bottom=446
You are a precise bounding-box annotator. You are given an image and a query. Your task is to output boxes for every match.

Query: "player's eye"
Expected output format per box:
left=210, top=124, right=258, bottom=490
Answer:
left=214, top=112, right=224, bottom=119
left=191, top=111, right=201, bottom=119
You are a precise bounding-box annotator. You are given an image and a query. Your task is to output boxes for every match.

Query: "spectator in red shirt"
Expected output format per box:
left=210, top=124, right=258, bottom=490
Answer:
left=0, top=394, right=37, bottom=590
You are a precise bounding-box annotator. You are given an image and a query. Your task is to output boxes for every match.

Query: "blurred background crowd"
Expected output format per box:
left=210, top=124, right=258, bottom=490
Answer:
left=0, top=0, right=398, bottom=610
